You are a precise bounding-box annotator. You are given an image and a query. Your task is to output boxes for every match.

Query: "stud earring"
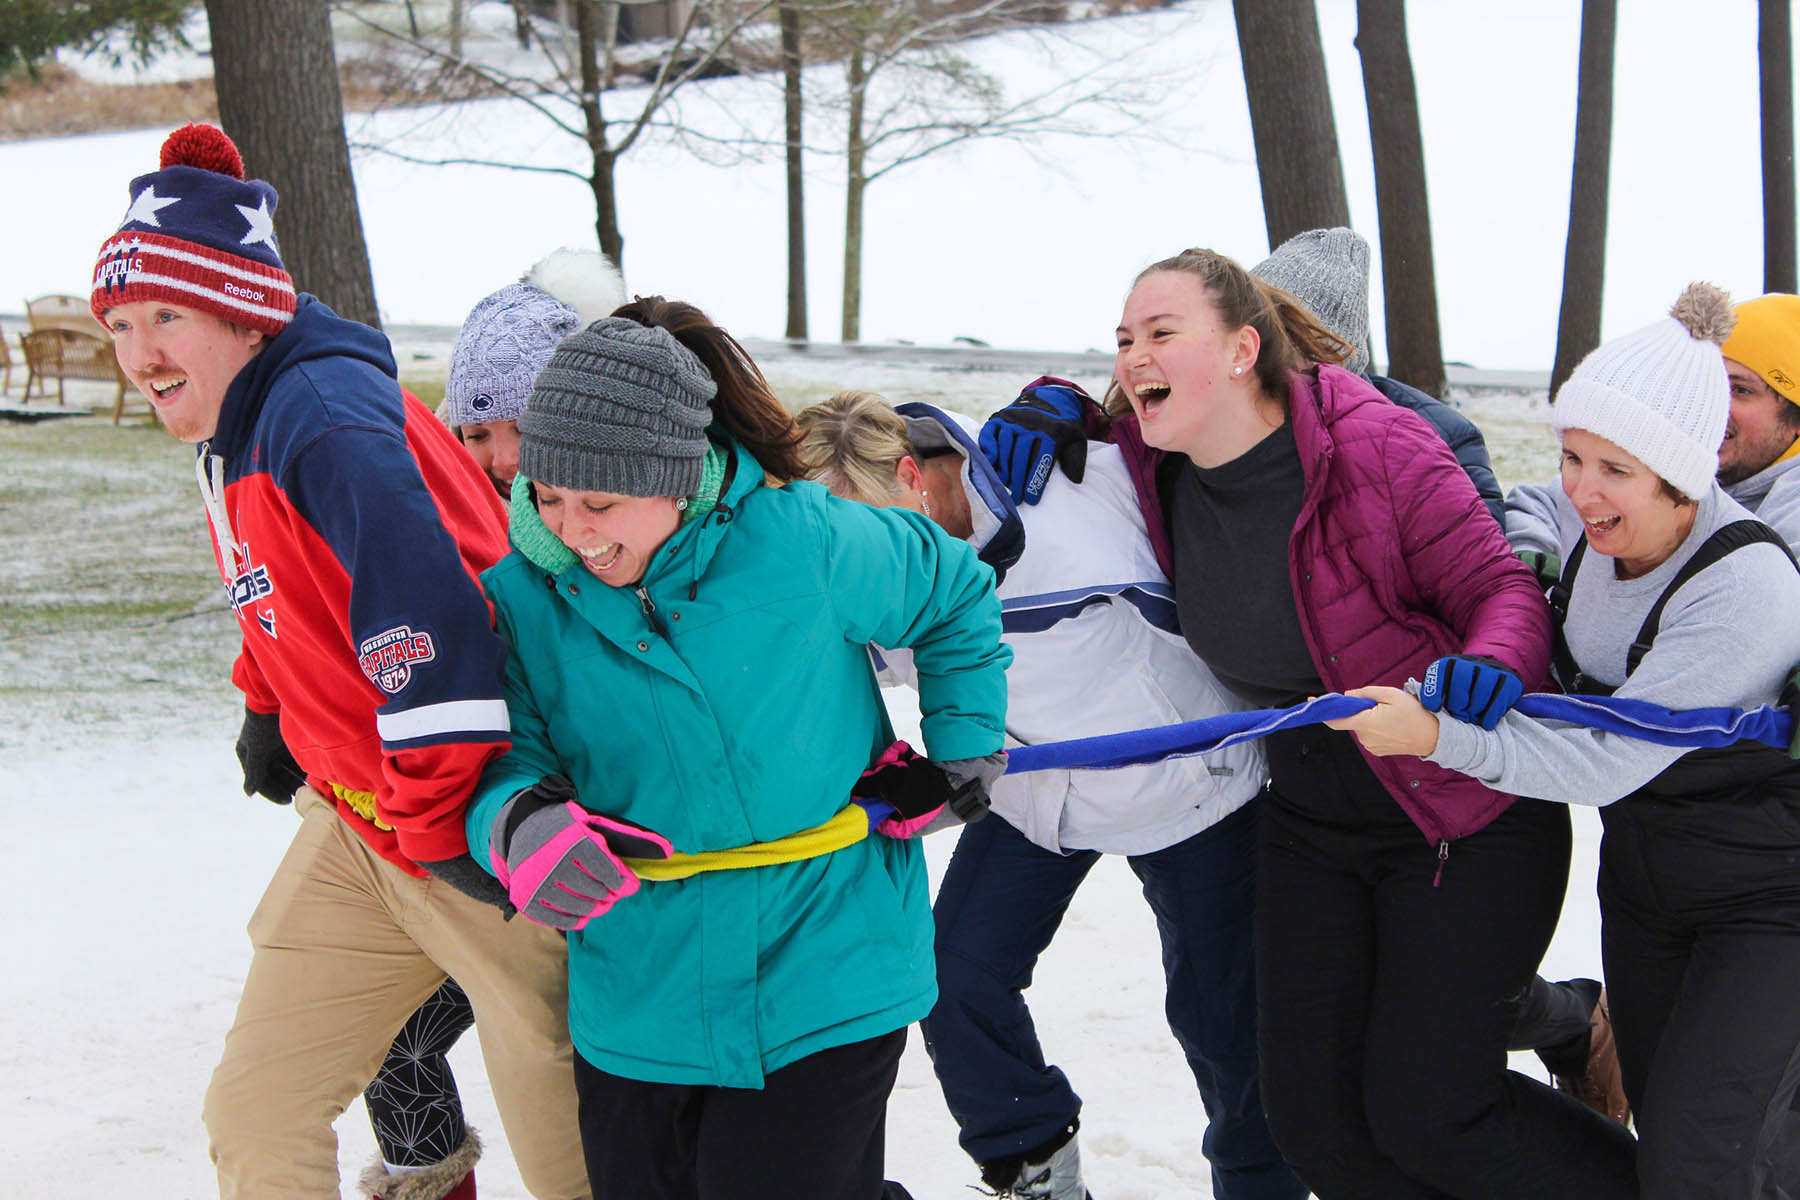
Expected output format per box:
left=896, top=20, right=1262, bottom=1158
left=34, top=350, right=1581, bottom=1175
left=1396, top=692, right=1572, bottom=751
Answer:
left=1232, top=366, right=1244, bottom=377
left=921, top=491, right=933, bottom=518
left=675, top=496, right=690, bottom=511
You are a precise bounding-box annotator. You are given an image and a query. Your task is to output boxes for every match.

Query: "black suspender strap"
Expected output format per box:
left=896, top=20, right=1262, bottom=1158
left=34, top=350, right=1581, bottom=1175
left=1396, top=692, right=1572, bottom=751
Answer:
left=1621, top=519, right=1798, bottom=676
left=1546, top=537, right=1589, bottom=692
left=1550, top=519, right=1799, bottom=692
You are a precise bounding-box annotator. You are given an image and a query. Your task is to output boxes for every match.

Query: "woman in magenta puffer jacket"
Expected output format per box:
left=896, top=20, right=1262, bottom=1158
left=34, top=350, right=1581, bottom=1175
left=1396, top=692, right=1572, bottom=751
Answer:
left=1095, top=249, right=1637, bottom=1198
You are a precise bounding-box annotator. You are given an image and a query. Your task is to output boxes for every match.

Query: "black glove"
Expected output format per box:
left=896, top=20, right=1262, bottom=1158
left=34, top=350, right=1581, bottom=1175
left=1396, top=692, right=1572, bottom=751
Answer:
left=235, top=707, right=308, bottom=805
left=851, top=742, right=962, bottom=821
left=1517, top=548, right=1561, bottom=591
left=1782, top=665, right=1800, bottom=760
left=978, top=380, right=1094, bottom=505
left=419, top=852, right=516, bottom=915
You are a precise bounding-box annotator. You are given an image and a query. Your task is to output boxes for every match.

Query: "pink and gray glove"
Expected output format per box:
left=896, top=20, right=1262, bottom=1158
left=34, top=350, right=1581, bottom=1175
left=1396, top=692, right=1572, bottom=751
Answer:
left=488, top=775, right=673, bottom=931
left=851, top=742, right=1006, bottom=838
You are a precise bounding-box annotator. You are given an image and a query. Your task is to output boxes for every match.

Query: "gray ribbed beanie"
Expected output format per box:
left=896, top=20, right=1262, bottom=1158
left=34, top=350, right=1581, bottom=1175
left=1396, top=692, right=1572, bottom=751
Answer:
left=1251, top=227, right=1373, bottom=374
left=519, top=317, right=717, bottom=496
left=446, top=282, right=582, bottom=428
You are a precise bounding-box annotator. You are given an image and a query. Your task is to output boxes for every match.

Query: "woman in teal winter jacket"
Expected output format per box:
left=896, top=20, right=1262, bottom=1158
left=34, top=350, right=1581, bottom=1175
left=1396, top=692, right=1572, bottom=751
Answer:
left=464, top=297, right=1010, bottom=1200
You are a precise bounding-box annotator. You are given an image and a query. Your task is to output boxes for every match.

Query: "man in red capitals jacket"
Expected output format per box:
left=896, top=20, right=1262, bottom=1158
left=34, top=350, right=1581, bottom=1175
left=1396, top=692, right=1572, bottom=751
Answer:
left=93, top=124, right=588, bottom=1200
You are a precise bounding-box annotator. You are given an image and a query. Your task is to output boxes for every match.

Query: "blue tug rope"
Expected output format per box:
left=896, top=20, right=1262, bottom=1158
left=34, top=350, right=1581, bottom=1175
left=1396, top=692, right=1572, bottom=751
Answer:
left=1000, top=692, right=1794, bottom=776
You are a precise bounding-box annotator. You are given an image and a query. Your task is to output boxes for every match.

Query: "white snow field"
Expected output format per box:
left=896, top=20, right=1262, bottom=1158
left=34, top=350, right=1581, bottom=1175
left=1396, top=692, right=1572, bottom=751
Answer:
left=0, top=0, right=1762, bottom=1193
left=0, top=0, right=1789, bottom=371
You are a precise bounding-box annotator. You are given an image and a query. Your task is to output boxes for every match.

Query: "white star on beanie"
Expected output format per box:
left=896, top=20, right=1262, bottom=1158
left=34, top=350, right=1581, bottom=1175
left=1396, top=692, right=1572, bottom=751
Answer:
left=122, top=185, right=180, bottom=229
left=236, top=197, right=277, bottom=247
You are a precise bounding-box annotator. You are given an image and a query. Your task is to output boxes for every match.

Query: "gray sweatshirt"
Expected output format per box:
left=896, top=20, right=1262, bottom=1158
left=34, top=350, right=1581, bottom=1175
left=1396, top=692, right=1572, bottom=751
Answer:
left=1506, top=451, right=1800, bottom=556
left=1429, top=485, right=1800, bottom=806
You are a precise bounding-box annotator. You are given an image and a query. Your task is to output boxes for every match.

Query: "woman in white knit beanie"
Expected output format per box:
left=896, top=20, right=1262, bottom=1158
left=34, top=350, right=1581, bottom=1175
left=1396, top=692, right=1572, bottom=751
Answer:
left=1337, top=282, right=1800, bottom=1196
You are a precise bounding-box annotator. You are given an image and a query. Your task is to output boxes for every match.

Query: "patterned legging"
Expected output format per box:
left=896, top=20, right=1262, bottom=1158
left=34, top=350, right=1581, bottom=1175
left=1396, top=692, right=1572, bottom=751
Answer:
left=363, top=978, right=477, bottom=1167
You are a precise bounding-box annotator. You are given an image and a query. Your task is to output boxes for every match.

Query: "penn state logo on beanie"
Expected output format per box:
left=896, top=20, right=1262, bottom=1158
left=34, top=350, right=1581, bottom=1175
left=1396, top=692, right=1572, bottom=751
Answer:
left=90, top=123, right=298, bottom=337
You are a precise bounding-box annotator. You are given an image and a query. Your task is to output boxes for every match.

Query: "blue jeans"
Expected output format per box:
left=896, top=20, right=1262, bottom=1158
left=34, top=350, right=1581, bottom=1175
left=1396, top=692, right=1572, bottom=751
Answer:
left=920, top=801, right=1303, bottom=1200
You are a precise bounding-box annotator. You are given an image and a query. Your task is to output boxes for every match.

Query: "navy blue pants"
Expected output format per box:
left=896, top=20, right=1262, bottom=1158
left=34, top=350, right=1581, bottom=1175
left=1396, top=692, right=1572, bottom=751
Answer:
left=920, top=801, right=1304, bottom=1200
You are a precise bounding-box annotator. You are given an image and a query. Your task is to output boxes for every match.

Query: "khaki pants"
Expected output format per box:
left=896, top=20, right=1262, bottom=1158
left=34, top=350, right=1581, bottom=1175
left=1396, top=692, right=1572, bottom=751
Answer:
left=202, top=788, right=589, bottom=1199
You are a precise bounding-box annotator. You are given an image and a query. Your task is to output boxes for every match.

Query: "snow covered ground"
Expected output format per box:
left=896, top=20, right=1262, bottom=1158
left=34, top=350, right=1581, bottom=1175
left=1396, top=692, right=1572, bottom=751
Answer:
left=1, top=382, right=1585, bottom=1200
left=3, top=0, right=1791, bottom=372
left=0, top=0, right=1737, bottom=1193
left=6, top=695, right=1604, bottom=1200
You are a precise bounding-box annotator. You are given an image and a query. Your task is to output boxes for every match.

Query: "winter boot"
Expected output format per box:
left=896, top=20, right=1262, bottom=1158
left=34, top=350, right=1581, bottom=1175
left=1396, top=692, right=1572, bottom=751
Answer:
left=360, top=1128, right=481, bottom=1200
left=980, top=1124, right=1093, bottom=1200
left=1552, top=988, right=1631, bottom=1126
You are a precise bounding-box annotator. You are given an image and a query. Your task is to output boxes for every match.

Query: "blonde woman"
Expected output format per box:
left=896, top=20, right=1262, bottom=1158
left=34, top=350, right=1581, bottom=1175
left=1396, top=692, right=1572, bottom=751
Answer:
left=797, top=387, right=1300, bottom=1200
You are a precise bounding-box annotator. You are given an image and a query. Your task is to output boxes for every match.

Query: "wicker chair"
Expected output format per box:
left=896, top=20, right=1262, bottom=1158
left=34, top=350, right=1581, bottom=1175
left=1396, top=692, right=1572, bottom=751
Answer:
left=25, top=293, right=97, bottom=337
left=22, top=328, right=133, bottom=419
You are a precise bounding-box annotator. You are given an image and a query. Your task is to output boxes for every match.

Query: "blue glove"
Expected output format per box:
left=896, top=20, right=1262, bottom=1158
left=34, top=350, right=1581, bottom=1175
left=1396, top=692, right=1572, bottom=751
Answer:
left=977, top=379, right=1092, bottom=505
left=1419, top=655, right=1525, bottom=731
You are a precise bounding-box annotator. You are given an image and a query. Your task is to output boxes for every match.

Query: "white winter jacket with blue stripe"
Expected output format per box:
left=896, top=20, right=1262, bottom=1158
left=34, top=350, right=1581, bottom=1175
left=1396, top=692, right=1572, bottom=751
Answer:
left=878, top=404, right=1264, bottom=856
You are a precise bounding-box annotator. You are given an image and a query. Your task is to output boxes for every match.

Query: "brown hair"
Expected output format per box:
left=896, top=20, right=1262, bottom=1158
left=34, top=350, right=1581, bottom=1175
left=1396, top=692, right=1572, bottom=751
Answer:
left=1104, top=247, right=1351, bottom=418
left=611, top=295, right=808, bottom=483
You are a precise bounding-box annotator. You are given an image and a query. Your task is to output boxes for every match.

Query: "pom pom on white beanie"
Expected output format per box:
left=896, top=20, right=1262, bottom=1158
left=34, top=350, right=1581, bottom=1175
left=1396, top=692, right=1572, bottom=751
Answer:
left=1552, top=282, right=1736, bottom=499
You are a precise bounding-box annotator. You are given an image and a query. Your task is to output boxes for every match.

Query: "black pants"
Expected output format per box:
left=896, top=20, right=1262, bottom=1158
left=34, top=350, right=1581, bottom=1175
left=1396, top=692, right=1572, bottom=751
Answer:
left=1254, top=726, right=1637, bottom=1199
left=573, top=1029, right=907, bottom=1200
left=1600, top=793, right=1800, bottom=1198
left=363, top=977, right=475, bottom=1167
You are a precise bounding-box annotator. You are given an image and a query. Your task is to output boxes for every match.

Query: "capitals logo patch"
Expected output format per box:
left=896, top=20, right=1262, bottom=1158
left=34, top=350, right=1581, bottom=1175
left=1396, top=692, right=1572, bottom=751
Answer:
left=226, top=542, right=274, bottom=620
left=359, top=625, right=438, bottom=695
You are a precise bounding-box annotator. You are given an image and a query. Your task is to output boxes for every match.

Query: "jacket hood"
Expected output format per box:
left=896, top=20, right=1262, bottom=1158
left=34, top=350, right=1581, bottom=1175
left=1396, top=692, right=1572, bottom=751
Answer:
left=208, top=294, right=398, bottom=457
left=894, top=401, right=1024, bottom=582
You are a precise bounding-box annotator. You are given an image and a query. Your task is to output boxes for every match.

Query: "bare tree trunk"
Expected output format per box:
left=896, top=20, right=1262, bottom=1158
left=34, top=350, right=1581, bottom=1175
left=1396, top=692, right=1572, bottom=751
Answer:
left=1762, top=0, right=1796, bottom=293
left=1355, top=0, right=1443, bottom=395
left=1550, top=0, right=1616, bottom=396
left=842, top=41, right=866, bottom=344
left=574, top=0, right=624, bottom=267
left=206, top=0, right=381, bottom=328
left=449, top=0, right=467, bottom=59
left=1232, top=0, right=1350, bottom=248
left=781, top=2, right=808, bottom=340
left=510, top=0, right=532, bottom=49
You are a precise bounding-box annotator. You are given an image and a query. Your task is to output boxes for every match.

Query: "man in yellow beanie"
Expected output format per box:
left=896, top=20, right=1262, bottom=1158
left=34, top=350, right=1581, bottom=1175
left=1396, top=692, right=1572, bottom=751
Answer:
left=1715, top=294, right=1800, bottom=541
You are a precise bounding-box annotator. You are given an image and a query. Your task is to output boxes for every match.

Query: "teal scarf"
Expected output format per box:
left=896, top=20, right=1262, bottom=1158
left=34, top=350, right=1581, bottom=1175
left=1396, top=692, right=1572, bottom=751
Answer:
left=509, top=443, right=728, bottom=576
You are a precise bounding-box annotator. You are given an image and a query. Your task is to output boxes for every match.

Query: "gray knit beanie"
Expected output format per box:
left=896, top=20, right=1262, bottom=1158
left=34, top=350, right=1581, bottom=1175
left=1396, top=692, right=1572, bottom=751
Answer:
left=1251, top=227, right=1373, bottom=374
left=445, top=282, right=581, bottom=428
left=519, top=317, right=717, bottom=497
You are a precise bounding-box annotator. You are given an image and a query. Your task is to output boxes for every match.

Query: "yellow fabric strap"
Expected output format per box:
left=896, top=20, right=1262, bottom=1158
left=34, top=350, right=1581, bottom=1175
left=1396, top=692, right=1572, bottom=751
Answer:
left=330, top=781, right=394, bottom=832
left=625, top=803, right=872, bottom=882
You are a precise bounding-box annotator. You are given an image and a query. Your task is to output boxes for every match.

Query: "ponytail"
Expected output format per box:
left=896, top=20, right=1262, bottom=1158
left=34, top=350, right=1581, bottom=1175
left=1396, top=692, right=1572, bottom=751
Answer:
left=611, top=295, right=808, bottom=483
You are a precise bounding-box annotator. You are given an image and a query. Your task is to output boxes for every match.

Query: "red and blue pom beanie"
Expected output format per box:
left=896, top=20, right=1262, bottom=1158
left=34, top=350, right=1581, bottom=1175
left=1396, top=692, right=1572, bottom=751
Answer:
left=91, top=123, right=298, bottom=337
